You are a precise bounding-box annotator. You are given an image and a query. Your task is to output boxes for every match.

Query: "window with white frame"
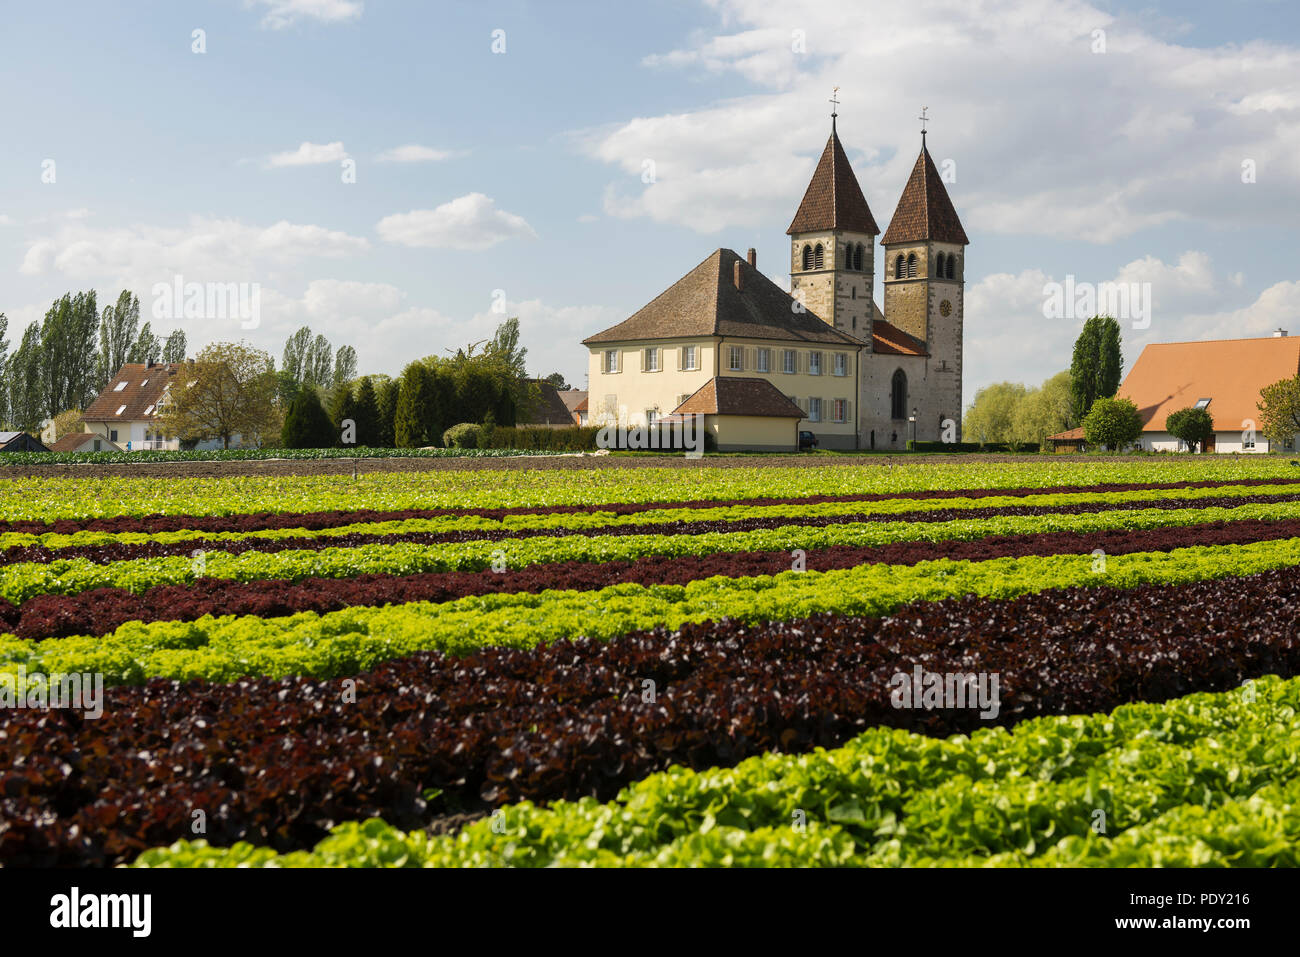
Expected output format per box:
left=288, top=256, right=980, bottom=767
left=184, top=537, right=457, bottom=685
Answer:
left=834, top=353, right=847, bottom=376
left=682, top=345, right=697, bottom=370
left=113, top=381, right=128, bottom=392
left=808, top=397, right=822, bottom=422
left=644, top=347, right=660, bottom=372
left=833, top=398, right=848, bottom=422
left=809, top=352, right=822, bottom=376
left=728, top=346, right=743, bottom=371
left=757, top=348, right=770, bottom=373
left=646, top=409, right=658, bottom=425
left=604, top=350, right=619, bottom=374
left=1243, top=434, right=1255, bottom=450
left=782, top=349, right=797, bottom=374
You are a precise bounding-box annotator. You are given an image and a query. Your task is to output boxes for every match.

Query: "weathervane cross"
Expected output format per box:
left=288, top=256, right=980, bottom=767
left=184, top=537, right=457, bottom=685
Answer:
left=919, top=105, right=929, bottom=137
left=830, top=87, right=840, bottom=116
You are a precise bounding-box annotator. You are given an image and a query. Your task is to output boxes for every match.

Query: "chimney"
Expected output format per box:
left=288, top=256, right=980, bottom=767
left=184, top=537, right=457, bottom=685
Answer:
left=747, top=248, right=756, bottom=267
left=734, top=259, right=743, bottom=291
left=1274, top=328, right=1289, bottom=338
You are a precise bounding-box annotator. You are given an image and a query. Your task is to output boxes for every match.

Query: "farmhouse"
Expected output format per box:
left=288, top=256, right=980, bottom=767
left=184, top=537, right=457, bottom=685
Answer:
left=1119, top=331, right=1300, bottom=453
left=582, top=110, right=968, bottom=450
left=81, top=361, right=184, bottom=450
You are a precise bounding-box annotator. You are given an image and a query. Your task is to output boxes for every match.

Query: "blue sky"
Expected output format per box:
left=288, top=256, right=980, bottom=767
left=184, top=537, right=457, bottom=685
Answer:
left=1, top=0, right=1297, bottom=408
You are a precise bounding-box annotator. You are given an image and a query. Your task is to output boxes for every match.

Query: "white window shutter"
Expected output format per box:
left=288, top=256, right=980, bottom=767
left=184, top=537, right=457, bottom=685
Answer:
left=676, top=347, right=683, bottom=372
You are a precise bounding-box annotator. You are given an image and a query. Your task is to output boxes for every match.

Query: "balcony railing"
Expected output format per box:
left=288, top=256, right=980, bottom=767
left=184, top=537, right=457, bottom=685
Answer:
left=131, top=440, right=174, bottom=451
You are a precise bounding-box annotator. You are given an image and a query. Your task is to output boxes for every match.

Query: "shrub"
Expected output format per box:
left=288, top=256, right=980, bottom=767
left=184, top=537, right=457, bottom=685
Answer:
left=1083, top=397, right=1144, bottom=451
left=442, top=423, right=482, bottom=449
left=1165, top=406, right=1215, bottom=453
left=482, top=426, right=599, bottom=451
left=281, top=389, right=336, bottom=449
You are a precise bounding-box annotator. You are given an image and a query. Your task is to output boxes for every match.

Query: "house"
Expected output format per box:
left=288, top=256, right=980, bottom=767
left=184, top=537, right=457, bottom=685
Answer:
left=557, top=389, right=588, bottom=426
left=519, top=380, right=580, bottom=428
left=81, top=361, right=248, bottom=450
left=1046, top=426, right=1087, bottom=453
left=581, top=110, right=968, bottom=451
left=573, top=396, right=589, bottom=426
left=671, top=377, right=805, bottom=452
left=82, top=361, right=185, bottom=450
left=1119, top=331, right=1300, bottom=453
left=49, top=432, right=119, bottom=453
left=0, top=432, right=49, bottom=452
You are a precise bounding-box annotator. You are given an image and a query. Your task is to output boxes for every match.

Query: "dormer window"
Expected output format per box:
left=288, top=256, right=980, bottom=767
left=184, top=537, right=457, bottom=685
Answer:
left=113, top=381, right=128, bottom=392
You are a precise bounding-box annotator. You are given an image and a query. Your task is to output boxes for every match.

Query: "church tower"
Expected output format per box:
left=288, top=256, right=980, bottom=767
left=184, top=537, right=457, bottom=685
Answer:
left=787, top=107, right=880, bottom=338
left=880, top=128, right=969, bottom=440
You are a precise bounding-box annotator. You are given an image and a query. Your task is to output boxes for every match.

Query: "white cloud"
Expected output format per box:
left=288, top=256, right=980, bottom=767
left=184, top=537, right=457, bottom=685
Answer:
left=375, top=145, right=458, bottom=164
left=267, top=141, right=348, bottom=167
left=962, top=250, right=1297, bottom=407
left=249, top=0, right=363, bottom=30
left=376, top=193, right=537, bottom=250
left=18, top=217, right=370, bottom=289
left=579, top=0, right=1300, bottom=241
left=0, top=214, right=11, bottom=226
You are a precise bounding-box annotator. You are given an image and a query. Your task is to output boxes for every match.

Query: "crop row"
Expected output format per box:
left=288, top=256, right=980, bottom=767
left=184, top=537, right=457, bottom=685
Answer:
left=7, top=499, right=1300, bottom=606
left=8, top=535, right=1300, bottom=685
left=5, top=564, right=1298, bottom=866
left=9, top=485, right=1300, bottom=562
left=8, top=516, right=1300, bottom=642
left=6, top=460, right=1296, bottom=522
left=131, top=675, right=1300, bottom=867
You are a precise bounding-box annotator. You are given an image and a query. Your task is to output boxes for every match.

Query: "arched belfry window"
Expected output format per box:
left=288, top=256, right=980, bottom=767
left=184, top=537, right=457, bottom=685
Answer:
left=894, top=254, right=904, bottom=278
left=844, top=245, right=853, bottom=270
left=946, top=255, right=956, bottom=279
left=813, top=243, right=824, bottom=269
left=906, top=253, right=917, bottom=278
left=890, top=369, right=908, bottom=420
left=801, top=244, right=813, bottom=270
left=935, top=253, right=946, bottom=277
left=853, top=244, right=864, bottom=271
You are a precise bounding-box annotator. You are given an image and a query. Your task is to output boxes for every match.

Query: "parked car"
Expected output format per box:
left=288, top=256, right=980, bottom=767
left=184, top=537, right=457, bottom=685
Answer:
left=798, top=430, right=819, bottom=451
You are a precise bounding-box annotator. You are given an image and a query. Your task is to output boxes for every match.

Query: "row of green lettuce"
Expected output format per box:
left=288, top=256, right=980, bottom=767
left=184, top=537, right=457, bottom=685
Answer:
left=5, top=460, right=1297, bottom=521
left=7, top=538, right=1300, bottom=686
left=10, top=478, right=1300, bottom=552
left=132, top=674, right=1300, bottom=867
left=5, top=498, right=1299, bottom=605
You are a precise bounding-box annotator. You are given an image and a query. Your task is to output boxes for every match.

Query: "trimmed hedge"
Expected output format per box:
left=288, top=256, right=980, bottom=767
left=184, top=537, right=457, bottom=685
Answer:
left=483, top=426, right=600, bottom=451
left=907, top=440, right=1041, bottom=453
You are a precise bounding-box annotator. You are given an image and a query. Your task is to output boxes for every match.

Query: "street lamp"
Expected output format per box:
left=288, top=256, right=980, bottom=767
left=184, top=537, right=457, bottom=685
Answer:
left=909, top=408, right=917, bottom=448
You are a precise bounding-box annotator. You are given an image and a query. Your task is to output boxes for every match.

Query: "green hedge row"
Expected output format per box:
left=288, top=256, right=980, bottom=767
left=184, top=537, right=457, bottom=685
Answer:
left=0, top=446, right=568, bottom=466
left=482, top=426, right=601, bottom=451
left=906, top=441, right=1042, bottom=453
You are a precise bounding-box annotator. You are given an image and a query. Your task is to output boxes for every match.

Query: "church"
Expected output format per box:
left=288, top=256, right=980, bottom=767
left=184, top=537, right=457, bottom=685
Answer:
left=582, top=108, right=968, bottom=451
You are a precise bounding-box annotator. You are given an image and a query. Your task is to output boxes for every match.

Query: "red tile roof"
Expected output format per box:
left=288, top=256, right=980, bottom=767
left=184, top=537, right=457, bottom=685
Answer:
left=787, top=125, right=880, bottom=236
left=671, top=376, right=805, bottom=418
left=1118, top=335, right=1300, bottom=432
left=871, top=319, right=928, bottom=357
left=82, top=363, right=181, bottom=422
left=1047, top=427, right=1086, bottom=441
left=881, top=145, right=969, bottom=246
left=48, top=432, right=107, bottom=452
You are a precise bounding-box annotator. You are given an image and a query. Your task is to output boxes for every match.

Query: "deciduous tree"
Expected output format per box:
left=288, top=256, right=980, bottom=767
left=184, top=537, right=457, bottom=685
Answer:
left=158, top=341, right=278, bottom=450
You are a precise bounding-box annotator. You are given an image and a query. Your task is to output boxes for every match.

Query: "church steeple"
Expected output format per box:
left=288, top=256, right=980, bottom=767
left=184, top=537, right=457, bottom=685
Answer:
left=880, top=140, right=968, bottom=246
left=787, top=107, right=877, bottom=337
left=786, top=117, right=879, bottom=237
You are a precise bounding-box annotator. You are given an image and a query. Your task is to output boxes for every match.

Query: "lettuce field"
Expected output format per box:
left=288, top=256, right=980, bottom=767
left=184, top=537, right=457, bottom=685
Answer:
left=3, top=458, right=1300, bottom=868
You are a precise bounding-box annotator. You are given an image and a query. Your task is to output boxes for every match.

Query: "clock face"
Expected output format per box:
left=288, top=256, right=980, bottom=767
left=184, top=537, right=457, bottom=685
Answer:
left=940, top=299, right=953, bottom=317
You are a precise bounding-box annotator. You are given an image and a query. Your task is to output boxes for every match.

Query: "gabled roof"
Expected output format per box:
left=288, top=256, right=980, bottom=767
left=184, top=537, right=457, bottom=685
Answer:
left=1118, top=335, right=1300, bottom=432
left=583, top=248, right=864, bottom=347
left=881, top=144, right=969, bottom=246
left=556, top=390, right=587, bottom=414
left=82, top=362, right=181, bottom=422
left=49, top=432, right=110, bottom=452
left=1047, top=427, right=1086, bottom=441
left=872, top=319, right=928, bottom=357
left=520, top=380, right=579, bottom=426
left=0, top=432, right=49, bottom=452
left=671, top=376, right=806, bottom=418
left=787, top=124, right=880, bottom=236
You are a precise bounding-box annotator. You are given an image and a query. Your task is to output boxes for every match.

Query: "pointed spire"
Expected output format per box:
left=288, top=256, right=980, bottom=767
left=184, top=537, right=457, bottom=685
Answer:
left=881, top=140, right=969, bottom=246
left=786, top=116, right=879, bottom=236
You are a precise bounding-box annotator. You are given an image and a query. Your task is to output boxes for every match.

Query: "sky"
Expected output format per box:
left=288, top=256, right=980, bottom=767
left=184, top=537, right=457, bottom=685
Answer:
left=1, top=0, right=1297, bottom=409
